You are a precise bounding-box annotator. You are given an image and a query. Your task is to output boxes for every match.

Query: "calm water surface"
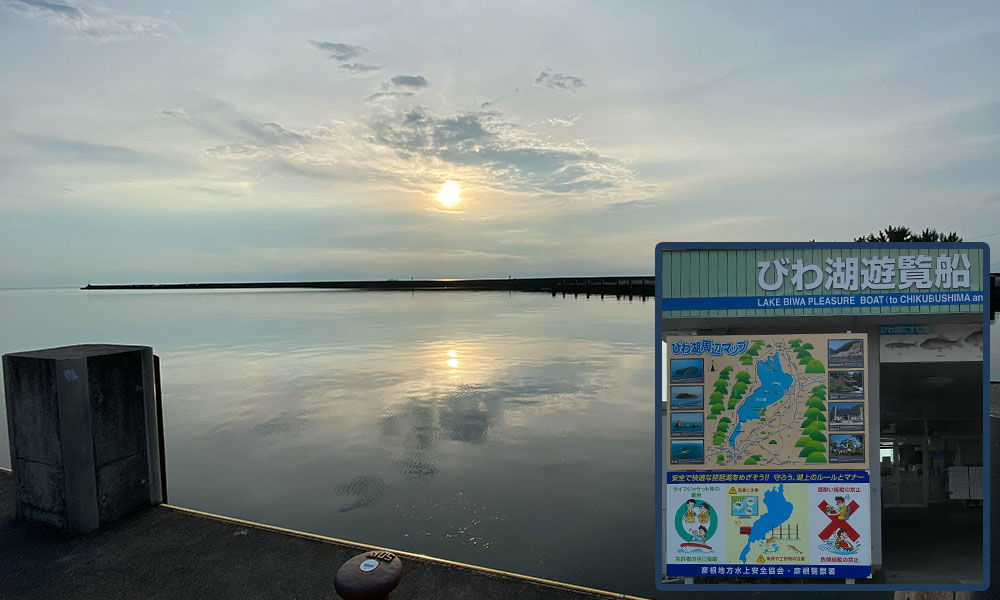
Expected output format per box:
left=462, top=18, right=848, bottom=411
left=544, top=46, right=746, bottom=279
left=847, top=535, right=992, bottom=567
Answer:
left=2, top=288, right=996, bottom=599
left=0, top=288, right=657, bottom=596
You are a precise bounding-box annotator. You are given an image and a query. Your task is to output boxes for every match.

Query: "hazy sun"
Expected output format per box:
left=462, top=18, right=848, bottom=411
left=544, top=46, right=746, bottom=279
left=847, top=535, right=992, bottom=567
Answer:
left=437, top=180, right=462, bottom=208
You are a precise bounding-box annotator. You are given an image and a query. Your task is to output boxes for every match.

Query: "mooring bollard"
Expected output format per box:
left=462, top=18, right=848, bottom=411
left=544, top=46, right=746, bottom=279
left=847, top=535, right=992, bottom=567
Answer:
left=334, top=551, right=403, bottom=600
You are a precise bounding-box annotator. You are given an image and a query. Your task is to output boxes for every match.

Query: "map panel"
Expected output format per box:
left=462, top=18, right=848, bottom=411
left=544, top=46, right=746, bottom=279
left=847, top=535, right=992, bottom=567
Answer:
left=663, top=333, right=870, bottom=470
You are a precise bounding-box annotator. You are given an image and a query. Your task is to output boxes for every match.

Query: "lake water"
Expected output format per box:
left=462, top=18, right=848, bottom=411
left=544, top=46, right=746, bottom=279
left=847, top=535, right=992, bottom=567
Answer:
left=1, top=287, right=997, bottom=599
left=729, top=353, right=794, bottom=448
left=0, top=287, right=658, bottom=596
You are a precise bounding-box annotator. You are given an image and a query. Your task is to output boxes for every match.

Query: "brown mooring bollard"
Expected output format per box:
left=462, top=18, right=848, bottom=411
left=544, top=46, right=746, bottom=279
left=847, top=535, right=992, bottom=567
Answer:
left=334, top=551, right=403, bottom=599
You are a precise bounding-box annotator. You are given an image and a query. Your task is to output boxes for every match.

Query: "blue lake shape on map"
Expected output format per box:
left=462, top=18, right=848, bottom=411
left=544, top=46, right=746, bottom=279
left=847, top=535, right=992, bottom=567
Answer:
left=729, top=353, right=794, bottom=448
left=739, top=483, right=794, bottom=563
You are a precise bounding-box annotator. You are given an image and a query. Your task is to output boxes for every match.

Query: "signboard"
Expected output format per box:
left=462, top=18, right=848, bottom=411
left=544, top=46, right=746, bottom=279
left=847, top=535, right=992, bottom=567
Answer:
left=879, top=323, right=984, bottom=362
left=659, top=245, right=986, bottom=318
left=664, top=334, right=870, bottom=470
left=664, top=471, right=872, bottom=578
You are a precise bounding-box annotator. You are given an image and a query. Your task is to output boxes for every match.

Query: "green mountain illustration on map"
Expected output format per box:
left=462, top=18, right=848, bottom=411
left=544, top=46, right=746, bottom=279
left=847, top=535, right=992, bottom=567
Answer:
left=707, top=338, right=832, bottom=467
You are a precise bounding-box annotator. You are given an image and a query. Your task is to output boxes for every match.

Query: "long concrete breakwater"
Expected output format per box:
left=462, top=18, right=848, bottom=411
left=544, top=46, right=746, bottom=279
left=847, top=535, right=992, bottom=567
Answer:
left=80, top=275, right=1000, bottom=313
left=82, top=277, right=657, bottom=298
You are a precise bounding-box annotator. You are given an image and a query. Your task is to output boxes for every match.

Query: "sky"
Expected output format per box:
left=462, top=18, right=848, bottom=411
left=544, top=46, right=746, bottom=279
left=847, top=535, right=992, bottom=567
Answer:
left=1, top=0, right=999, bottom=285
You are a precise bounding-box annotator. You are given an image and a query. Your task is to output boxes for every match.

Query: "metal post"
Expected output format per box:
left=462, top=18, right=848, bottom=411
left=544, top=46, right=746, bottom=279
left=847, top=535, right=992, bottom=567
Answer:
left=153, top=354, right=168, bottom=504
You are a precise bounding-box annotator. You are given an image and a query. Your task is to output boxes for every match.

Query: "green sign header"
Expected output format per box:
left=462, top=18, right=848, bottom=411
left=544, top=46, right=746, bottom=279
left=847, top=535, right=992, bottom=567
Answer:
left=659, top=245, right=986, bottom=318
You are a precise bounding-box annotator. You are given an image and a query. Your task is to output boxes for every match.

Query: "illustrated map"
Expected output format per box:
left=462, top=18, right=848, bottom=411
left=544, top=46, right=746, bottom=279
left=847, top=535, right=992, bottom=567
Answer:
left=664, top=333, right=869, bottom=470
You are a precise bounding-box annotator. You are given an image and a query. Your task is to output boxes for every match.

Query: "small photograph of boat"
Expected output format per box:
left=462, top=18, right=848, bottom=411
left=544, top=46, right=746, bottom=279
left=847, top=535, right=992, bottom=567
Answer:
left=670, top=412, right=704, bottom=438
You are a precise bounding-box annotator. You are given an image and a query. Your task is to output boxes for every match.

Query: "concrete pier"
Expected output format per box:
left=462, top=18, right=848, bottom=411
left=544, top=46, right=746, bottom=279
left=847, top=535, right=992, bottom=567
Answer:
left=0, top=469, right=643, bottom=600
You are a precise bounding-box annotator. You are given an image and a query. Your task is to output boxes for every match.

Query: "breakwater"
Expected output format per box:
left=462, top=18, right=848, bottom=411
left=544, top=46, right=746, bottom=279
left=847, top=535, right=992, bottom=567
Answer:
left=81, top=277, right=656, bottom=298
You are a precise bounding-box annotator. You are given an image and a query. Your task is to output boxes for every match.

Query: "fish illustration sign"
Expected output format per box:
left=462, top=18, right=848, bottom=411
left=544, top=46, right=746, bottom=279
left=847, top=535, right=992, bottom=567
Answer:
left=879, top=323, right=983, bottom=362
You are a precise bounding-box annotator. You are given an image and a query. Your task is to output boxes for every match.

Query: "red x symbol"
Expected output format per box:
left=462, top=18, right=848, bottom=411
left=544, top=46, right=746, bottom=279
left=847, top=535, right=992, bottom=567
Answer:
left=817, top=500, right=860, bottom=541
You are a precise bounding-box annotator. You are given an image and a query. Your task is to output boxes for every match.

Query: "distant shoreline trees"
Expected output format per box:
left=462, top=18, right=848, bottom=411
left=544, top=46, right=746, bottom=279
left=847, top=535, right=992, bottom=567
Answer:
left=853, top=226, right=962, bottom=242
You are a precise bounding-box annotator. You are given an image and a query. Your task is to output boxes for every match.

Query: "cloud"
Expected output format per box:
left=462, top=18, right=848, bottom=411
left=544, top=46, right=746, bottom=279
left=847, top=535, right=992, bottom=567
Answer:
left=19, top=133, right=143, bottom=162
left=534, top=67, right=586, bottom=92
left=390, top=74, right=429, bottom=88
left=546, top=114, right=580, bottom=127
left=160, top=98, right=345, bottom=180
left=3, top=0, right=176, bottom=42
left=364, top=75, right=429, bottom=102
left=340, top=63, right=383, bottom=76
left=368, top=107, right=632, bottom=193
left=365, top=91, right=416, bottom=103
left=186, top=185, right=246, bottom=198
left=308, top=39, right=368, bottom=61
left=606, top=199, right=659, bottom=212
left=15, top=133, right=188, bottom=173
left=161, top=99, right=310, bottom=147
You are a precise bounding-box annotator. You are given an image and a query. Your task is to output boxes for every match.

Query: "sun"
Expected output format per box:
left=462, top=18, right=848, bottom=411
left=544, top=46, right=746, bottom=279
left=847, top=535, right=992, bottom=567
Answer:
left=437, top=180, right=462, bottom=208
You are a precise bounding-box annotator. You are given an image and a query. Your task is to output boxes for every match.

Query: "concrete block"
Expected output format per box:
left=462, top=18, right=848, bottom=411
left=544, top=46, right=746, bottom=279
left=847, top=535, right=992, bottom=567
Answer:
left=14, top=458, right=65, bottom=515
left=89, top=351, right=147, bottom=467
left=2, top=344, right=163, bottom=533
left=6, top=357, right=61, bottom=465
left=97, top=453, right=152, bottom=526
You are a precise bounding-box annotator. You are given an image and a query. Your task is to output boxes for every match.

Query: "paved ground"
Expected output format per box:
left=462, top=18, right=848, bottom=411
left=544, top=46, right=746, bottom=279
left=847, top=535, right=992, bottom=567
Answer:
left=882, top=506, right=983, bottom=585
left=0, top=470, right=638, bottom=600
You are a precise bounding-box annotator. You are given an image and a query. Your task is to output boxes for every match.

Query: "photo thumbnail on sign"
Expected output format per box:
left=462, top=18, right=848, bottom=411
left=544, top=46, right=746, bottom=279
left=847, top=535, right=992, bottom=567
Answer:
left=671, top=440, right=704, bottom=465
left=670, top=358, right=704, bottom=384
left=671, top=412, right=705, bottom=438
left=670, top=385, right=705, bottom=411
left=829, top=434, right=865, bottom=463
left=829, top=402, right=864, bottom=432
left=827, top=339, right=864, bottom=369
left=828, top=370, right=864, bottom=400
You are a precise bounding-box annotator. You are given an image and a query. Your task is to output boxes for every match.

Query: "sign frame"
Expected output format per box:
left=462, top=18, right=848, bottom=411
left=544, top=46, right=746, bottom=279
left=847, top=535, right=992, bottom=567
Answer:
left=654, top=242, right=991, bottom=593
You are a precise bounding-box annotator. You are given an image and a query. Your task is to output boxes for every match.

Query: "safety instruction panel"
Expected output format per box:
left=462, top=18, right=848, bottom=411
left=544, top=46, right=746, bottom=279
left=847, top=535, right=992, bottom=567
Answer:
left=663, top=471, right=872, bottom=578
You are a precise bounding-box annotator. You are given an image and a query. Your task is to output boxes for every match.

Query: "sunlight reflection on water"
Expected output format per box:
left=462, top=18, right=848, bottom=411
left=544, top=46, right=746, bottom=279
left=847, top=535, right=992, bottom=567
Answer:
left=0, top=288, right=657, bottom=595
